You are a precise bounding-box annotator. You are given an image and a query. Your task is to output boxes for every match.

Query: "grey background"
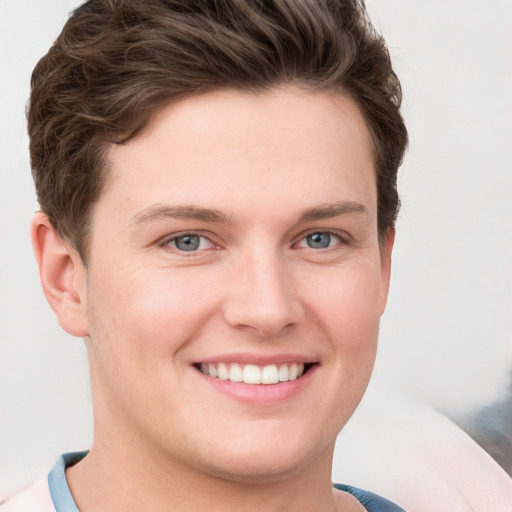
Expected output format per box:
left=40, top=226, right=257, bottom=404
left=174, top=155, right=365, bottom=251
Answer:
left=1, top=0, right=511, bottom=495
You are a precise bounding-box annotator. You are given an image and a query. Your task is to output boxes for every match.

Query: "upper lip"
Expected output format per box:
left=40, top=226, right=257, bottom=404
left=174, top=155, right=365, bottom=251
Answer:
left=193, top=353, right=318, bottom=366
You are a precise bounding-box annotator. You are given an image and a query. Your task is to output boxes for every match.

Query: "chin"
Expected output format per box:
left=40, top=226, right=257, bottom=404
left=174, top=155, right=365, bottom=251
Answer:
left=199, top=452, right=314, bottom=484
left=189, top=425, right=335, bottom=484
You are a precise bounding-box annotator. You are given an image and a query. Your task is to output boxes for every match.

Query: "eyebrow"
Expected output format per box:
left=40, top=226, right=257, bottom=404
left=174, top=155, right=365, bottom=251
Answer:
left=298, top=201, right=369, bottom=223
left=129, top=200, right=368, bottom=227
left=129, top=204, right=231, bottom=226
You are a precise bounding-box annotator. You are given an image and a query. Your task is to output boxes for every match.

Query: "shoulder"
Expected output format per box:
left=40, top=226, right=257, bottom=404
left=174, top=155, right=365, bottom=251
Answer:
left=334, top=483, right=406, bottom=512
left=0, top=451, right=86, bottom=512
left=0, top=478, right=55, bottom=512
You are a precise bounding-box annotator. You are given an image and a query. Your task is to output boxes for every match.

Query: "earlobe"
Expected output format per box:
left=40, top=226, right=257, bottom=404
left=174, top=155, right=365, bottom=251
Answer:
left=31, top=212, right=89, bottom=338
left=379, top=228, right=395, bottom=315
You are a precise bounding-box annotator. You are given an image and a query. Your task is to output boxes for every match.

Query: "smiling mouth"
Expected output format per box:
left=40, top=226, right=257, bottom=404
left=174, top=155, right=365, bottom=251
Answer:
left=194, top=362, right=315, bottom=385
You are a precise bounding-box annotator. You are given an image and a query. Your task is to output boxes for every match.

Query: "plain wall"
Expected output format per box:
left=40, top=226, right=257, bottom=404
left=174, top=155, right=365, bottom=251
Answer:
left=1, top=0, right=511, bottom=495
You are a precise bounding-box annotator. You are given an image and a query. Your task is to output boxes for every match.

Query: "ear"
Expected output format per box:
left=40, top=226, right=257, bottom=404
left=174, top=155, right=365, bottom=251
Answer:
left=379, top=228, right=395, bottom=315
left=31, top=212, right=89, bottom=337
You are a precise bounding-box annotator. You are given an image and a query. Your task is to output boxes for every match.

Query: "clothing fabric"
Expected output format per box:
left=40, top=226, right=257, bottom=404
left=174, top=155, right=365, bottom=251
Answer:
left=333, top=483, right=405, bottom=511
left=1, top=452, right=405, bottom=511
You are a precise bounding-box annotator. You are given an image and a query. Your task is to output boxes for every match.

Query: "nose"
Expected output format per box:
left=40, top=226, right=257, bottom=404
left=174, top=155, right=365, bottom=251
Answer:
left=222, top=249, right=305, bottom=337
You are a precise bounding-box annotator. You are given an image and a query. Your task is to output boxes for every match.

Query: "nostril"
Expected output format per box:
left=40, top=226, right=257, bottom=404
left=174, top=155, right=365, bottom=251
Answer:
left=221, top=269, right=305, bottom=336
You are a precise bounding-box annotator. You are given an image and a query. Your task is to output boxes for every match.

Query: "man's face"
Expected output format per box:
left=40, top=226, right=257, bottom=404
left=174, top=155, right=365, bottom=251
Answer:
left=80, top=87, right=392, bottom=481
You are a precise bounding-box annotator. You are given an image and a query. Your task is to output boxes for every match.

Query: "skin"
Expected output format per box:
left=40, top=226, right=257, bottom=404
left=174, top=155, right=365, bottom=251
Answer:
left=33, top=86, right=393, bottom=512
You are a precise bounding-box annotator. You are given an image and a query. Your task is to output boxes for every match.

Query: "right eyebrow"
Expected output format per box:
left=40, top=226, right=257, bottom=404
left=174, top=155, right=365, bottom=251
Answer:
left=129, top=204, right=232, bottom=226
left=298, top=201, right=369, bottom=223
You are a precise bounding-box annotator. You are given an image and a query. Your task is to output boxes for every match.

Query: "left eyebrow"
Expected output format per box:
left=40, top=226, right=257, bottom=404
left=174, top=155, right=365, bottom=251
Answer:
left=129, top=204, right=232, bottom=226
left=298, top=201, right=369, bottom=223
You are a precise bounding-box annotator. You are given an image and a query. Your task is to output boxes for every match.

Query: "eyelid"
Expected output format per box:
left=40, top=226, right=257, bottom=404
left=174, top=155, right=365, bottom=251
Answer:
left=158, top=230, right=220, bottom=251
left=156, top=228, right=350, bottom=252
left=293, top=228, right=349, bottom=249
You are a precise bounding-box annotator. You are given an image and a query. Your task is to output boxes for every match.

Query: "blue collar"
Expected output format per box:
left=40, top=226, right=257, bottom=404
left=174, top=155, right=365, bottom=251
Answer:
left=48, top=451, right=87, bottom=512
left=48, top=451, right=404, bottom=511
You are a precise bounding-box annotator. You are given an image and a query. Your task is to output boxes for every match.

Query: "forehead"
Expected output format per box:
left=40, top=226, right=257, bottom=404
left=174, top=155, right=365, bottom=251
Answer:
left=98, top=86, right=376, bottom=226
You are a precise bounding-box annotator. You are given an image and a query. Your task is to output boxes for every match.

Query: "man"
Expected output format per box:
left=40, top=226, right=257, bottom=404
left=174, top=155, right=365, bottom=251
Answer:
left=1, top=1, right=408, bottom=510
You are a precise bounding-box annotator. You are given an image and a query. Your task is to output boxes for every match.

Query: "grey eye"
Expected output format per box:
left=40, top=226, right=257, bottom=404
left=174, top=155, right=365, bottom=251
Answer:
left=174, top=235, right=201, bottom=251
left=306, top=232, right=332, bottom=249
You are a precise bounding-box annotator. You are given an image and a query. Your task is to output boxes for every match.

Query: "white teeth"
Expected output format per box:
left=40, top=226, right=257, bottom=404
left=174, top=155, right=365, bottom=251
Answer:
left=278, top=364, right=289, bottom=382
left=243, top=364, right=262, bottom=384
left=208, top=364, right=218, bottom=378
left=199, top=362, right=309, bottom=385
left=261, top=365, right=279, bottom=384
left=217, top=363, right=229, bottom=380
left=229, top=363, right=243, bottom=382
left=289, top=363, right=298, bottom=381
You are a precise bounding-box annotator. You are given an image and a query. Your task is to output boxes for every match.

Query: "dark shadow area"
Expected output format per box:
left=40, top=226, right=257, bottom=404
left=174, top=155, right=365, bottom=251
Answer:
left=456, top=369, right=512, bottom=477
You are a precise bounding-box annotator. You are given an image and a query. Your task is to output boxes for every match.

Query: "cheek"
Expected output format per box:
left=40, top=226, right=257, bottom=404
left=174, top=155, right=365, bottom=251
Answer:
left=298, top=266, right=382, bottom=441
left=87, top=266, right=220, bottom=363
left=303, top=263, right=382, bottom=385
left=304, top=262, right=383, bottom=339
left=84, top=267, right=222, bottom=424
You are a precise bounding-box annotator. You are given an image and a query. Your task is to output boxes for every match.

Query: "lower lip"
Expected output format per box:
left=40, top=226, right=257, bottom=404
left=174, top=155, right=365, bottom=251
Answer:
left=194, top=365, right=317, bottom=404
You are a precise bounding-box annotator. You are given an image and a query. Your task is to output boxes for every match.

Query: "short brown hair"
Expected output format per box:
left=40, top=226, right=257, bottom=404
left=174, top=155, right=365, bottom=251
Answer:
left=28, top=0, right=407, bottom=260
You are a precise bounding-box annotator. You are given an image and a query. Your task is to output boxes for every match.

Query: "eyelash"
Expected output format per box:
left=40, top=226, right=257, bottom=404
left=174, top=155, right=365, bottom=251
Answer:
left=294, top=229, right=348, bottom=250
left=158, top=229, right=348, bottom=254
left=159, top=231, right=218, bottom=253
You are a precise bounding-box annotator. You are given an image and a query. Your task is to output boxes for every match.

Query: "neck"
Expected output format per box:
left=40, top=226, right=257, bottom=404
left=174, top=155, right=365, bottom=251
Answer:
left=66, top=433, right=340, bottom=512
